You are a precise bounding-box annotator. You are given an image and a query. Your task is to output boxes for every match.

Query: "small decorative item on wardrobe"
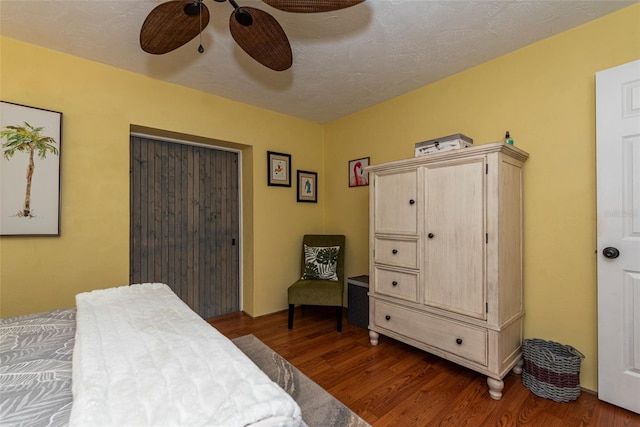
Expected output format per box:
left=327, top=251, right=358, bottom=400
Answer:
left=504, top=131, right=514, bottom=145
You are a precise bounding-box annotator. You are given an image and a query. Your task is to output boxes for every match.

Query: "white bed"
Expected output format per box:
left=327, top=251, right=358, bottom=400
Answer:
left=1, top=283, right=302, bottom=427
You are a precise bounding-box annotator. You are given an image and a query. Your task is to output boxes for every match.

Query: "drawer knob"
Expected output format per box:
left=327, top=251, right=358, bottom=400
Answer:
left=392, top=281, right=398, bottom=287
left=428, top=233, right=435, bottom=239
left=385, top=315, right=391, bottom=321
left=456, top=338, right=463, bottom=345
left=392, top=249, right=398, bottom=254
left=409, top=199, right=415, bottom=205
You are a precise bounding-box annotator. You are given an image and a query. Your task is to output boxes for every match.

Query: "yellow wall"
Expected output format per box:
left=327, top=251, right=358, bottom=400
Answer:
left=2, top=4, right=639, bottom=393
left=0, top=36, right=325, bottom=318
left=325, top=4, right=640, bottom=392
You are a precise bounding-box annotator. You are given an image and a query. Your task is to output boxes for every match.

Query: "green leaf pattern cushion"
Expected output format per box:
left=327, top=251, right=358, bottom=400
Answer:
left=302, top=245, right=339, bottom=281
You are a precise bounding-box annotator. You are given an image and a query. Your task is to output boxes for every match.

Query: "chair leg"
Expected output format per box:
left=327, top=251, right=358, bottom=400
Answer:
left=288, top=304, right=294, bottom=329
left=337, top=306, right=342, bottom=332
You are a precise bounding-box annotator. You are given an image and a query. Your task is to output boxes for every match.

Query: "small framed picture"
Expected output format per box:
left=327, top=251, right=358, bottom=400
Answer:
left=1, top=101, right=62, bottom=236
left=348, top=157, right=369, bottom=187
left=267, top=151, right=291, bottom=187
left=297, top=170, right=317, bottom=203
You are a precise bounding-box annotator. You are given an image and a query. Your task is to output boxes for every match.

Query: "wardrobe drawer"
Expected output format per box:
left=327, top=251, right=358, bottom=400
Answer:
left=374, top=238, right=418, bottom=268
left=374, top=268, right=418, bottom=302
left=372, top=300, right=487, bottom=366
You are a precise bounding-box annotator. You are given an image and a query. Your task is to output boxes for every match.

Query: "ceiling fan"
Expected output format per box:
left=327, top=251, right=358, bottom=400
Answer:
left=140, top=0, right=365, bottom=71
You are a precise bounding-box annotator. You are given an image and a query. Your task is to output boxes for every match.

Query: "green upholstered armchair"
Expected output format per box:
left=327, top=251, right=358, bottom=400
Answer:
left=287, top=234, right=346, bottom=332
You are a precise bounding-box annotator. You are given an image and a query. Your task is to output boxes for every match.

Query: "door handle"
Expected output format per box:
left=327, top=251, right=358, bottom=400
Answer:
left=602, top=247, right=620, bottom=259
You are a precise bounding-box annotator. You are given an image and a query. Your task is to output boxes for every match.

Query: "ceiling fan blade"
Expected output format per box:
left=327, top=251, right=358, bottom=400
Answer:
left=140, top=0, right=210, bottom=54
left=261, top=0, right=364, bottom=13
left=229, top=7, right=292, bottom=71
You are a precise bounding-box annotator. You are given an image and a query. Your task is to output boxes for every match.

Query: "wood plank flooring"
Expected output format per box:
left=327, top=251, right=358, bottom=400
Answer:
left=207, top=306, right=640, bottom=427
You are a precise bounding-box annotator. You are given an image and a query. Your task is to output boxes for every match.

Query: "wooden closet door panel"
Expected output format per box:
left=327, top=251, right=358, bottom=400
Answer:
left=130, top=136, right=240, bottom=318
left=424, top=158, right=486, bottom=319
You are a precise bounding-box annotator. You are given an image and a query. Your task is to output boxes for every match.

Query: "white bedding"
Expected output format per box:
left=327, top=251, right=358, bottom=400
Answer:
left=69, top=283, right=302, bottom=427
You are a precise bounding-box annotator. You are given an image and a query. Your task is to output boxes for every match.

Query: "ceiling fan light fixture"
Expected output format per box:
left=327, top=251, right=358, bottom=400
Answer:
left=140, top=0, right=365, bottom=67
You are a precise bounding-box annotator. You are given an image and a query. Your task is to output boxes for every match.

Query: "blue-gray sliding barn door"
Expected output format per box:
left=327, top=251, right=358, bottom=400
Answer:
left=130, top=135, right=240, bottom=318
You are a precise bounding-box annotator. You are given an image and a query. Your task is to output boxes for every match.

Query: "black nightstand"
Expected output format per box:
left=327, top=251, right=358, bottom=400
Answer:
left=347, top=275, right=369, bottom=329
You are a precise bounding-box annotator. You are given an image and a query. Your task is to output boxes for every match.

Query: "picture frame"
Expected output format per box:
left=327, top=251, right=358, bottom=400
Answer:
left=348, top=157, right=369, bottom=187
left=267, top=151, right=291, bottom=187
left=297, top=170, right=317, bottom=203
left=0, top=101, right=62, bottom=236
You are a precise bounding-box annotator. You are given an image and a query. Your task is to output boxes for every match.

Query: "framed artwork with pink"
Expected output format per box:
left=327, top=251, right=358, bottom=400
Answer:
left=348, top=157, right=369, bottom=187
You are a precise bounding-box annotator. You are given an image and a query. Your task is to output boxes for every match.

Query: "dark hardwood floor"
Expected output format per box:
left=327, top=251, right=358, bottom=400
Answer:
left=208, top=306, right=640, bottom=427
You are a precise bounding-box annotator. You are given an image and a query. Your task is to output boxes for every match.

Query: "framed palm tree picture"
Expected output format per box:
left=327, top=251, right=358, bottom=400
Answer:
left=0, top=101, right=62, bottom=236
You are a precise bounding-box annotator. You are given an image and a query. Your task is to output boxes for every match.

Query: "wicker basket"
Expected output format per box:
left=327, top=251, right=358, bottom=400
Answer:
left=522, top=338, right=585, bottom=402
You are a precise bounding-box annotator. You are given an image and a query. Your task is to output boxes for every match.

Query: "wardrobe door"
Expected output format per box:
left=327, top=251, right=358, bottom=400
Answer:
left=373, top=169, right=418, bottom=235
left=423, top=157, right=486, bottom=319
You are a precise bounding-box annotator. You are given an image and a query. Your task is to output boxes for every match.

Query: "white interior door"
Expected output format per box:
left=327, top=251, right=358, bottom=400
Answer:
left=596, top=59, right=640, bottom=414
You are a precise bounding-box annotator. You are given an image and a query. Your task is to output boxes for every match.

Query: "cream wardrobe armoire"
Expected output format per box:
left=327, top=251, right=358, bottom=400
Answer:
left=367, top=142, right=529, bottom=399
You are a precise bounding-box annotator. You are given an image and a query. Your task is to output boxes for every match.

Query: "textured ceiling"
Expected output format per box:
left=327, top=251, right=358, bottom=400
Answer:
left=0, top=0, right=636, bottom=123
